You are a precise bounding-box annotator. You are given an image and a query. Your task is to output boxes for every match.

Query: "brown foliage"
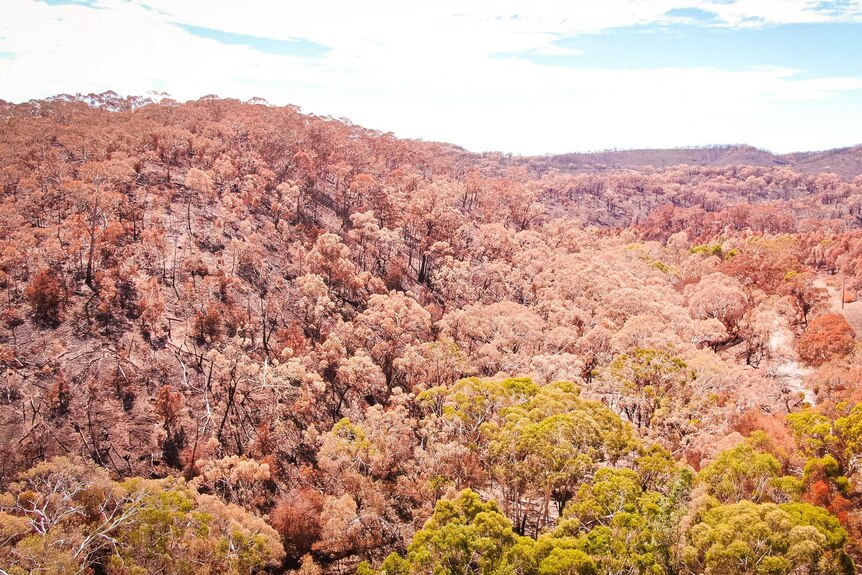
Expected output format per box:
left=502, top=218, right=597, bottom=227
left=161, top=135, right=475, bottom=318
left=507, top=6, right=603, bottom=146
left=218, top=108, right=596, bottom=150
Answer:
left=24, top=269, right=63, bottom=326
left=796, top=313, right=856, bottom=366
left=192, top=303, right=224, bottom=343
left=154, top=384, right=184, bottom=435
left=732, top=409, right=797, bottom=466
left=270, top=488, right=325, bottom=562
left=5, top=94, right=862, bottom=569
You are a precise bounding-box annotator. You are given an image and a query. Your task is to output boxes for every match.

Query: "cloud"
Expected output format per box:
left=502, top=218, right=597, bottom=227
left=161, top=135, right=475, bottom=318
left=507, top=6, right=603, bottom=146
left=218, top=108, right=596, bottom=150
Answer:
left=664, top=7, right=722, bottom=24
left=173, top=24, right=331, bottom=58
left=699, top=0, right=862, bottom=26
left=35, top=0, right=97, bottom=6
left=1, top=0, right=861, bottom=154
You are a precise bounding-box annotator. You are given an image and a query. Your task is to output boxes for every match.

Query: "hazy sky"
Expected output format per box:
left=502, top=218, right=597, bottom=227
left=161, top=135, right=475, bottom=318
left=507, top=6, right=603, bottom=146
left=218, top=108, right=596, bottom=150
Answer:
left=2, top=0, right=862, bottom=154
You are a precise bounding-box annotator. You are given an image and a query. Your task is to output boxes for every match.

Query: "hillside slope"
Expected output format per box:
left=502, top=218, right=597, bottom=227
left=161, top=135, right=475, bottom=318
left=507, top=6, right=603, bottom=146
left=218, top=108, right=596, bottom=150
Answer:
left=2, top=94, right=862, bottom=573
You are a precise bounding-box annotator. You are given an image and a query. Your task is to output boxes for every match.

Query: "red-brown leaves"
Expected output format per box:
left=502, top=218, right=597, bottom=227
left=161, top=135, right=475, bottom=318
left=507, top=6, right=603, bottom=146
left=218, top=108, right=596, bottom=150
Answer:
left=796, top=313, right=856, bottom=366
left=24, top=269, right=63, bottom=327
left=270, top=488, right=325, bottom=562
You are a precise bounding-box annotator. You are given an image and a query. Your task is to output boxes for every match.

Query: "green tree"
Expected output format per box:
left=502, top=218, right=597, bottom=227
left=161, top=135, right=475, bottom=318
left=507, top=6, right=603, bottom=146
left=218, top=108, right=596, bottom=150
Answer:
left=361, top=489, right=528, bottom=575
left=599, top=347, right=696, bottom=436
left=787, top=404, right=862, bottom=476
left=699, top=436, right=802, bottom=504
left=681, top=500, right=854, bottom=575
left=549, top=466, right=690, bottom=575
left=0, top=457, right=283, bottom=575
left=480, top=380, right=640, bottom=535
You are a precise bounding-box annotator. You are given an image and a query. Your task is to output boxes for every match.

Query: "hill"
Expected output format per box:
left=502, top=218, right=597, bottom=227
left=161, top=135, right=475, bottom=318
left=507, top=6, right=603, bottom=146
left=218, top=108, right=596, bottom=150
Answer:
left=2, top=93, right=862, bottom=574
left=537, top=144, right=862, bottom=179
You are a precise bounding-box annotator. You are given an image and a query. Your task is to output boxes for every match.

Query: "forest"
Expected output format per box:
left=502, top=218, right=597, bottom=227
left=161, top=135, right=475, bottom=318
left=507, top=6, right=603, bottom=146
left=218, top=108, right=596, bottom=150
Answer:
left=2, top=92, right=862, bottom=574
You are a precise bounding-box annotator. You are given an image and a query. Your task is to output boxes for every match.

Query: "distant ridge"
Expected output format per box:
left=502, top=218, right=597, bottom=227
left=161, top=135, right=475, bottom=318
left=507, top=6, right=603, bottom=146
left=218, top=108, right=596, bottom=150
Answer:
left=4, top=92, right=860, bottom=179
left=538, top=144, right=862, bottom=179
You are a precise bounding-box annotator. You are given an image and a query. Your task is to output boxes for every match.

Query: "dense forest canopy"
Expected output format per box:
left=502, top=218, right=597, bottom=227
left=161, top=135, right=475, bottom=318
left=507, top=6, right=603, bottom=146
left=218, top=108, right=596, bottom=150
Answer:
left=2, top=93, right=862, bottom=574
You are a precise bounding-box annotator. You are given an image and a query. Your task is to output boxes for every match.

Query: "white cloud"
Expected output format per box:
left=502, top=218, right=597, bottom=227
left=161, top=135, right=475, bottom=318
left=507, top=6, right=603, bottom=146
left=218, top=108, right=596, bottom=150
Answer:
left=1, top=0, right=861, bottom=154
left=701, top=0, right=862, bottom=26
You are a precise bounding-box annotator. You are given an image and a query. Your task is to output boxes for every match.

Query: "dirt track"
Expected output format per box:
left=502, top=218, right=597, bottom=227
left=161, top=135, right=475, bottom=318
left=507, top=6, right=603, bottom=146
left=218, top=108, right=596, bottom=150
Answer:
left=815, top=277, right=862, bottom=339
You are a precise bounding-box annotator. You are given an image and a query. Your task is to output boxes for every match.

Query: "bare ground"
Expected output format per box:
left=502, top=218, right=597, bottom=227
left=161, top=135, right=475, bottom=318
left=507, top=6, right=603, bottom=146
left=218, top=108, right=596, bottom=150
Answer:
left=814, top=277, right=862, bottom=339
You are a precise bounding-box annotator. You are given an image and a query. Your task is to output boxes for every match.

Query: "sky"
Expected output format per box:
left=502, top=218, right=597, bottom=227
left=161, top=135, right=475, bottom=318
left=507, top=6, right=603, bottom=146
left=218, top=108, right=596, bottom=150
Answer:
left=2, top=0, right=862, bottom=155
